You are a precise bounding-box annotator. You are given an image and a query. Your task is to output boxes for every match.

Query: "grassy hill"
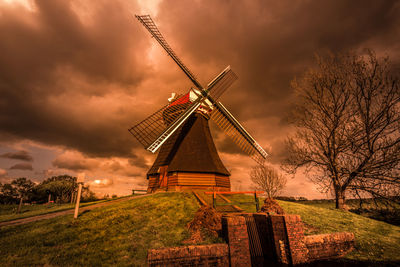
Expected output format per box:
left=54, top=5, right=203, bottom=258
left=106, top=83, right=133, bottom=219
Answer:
left=0, top=192, right=200, bottom=266
left=278, top=200, right=400, bottom=263
left=0, top=199, right=114, bottom=223
left=0, top=192, right=399, bottom=266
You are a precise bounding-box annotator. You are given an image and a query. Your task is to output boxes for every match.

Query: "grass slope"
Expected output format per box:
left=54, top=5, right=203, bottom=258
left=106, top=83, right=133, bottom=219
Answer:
left=0, top=199, right=114, bottom=223
left=0, top=192, right=199, bottom=266
left=278, top=200, right=400, bottom=262
left=1, top=192, right=399, bottom=265
left=293, top=199, right=400, bottom=226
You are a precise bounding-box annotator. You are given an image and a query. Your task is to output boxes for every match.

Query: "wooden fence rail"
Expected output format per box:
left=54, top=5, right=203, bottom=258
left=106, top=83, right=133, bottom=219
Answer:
left=204, top=191, right=264, bottom=212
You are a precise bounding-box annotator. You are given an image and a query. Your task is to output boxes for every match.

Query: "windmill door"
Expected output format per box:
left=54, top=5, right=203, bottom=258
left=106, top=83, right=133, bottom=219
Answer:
left=158, top=166, right=168, bottom=188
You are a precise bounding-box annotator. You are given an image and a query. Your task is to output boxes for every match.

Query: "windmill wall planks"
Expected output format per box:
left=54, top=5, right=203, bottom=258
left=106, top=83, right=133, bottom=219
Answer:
left=148, top=171, right=230, bottom=193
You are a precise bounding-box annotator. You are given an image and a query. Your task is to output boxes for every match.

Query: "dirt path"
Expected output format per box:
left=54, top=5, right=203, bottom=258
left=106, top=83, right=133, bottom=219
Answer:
left=0, top=194, right=149, bottom=228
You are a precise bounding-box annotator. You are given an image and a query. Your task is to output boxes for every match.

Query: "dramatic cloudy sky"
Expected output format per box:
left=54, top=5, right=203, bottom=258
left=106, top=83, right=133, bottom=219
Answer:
left=0, top=0, right=399, bottom=198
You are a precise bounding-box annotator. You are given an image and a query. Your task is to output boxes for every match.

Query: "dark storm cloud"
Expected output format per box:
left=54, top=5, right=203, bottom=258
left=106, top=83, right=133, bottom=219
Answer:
left=120, top=170, right=142, bottom=178
left=0, top=0, right=150, bottom=157
left=52, top=154, right=98, bottom=171
left=157, top=0, right=400, bottom=155
left=217, top=136, right=246, bottom=156
left=157, top=0, right=400, bottom=116
left=51, top=159, right=88, bottom=171
left=0, top=0, right=148, bottom=89
left=0, top=150, right=33, bottom=161
left=0, top=0, right=399, bottom=165
left=128, top=154, right=149, bottom=169
left=9, top=163, right=33, bottom=171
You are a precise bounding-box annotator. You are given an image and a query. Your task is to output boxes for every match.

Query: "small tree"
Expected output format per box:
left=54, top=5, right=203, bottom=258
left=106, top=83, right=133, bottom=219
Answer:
left=11, top=178, right=35, bottom=213
left=283, top=50, right=400, bottom=209
left=38, top=175, right=78, bottom=203
left=0, top=183, right=17, bottom=204
left=250, top=162, right=287, bottom=198
left=81, top=186, right=98, bottom=202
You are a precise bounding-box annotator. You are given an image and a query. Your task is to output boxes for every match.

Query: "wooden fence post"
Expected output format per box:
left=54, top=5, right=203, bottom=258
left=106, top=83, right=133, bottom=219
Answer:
left=74, top=173, right=85, bottom=219
left=213, top=190, right=216, bottom=209
left=74, top=183, right=82, bottom=219
left=255, top=191, right=260, bottom=212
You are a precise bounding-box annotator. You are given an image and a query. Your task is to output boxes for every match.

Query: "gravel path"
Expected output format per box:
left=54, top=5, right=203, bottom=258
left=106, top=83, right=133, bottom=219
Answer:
left=0, top=194, right=149, bottom=228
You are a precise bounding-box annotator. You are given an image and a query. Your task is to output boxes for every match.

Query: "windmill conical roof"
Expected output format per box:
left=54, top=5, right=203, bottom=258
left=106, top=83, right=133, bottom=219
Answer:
left=147, top=113, right=230, bottom=176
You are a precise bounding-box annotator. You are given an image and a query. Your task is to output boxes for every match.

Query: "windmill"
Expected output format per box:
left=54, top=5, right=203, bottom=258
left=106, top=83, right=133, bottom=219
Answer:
left=129, top=15, right=268, bottom=192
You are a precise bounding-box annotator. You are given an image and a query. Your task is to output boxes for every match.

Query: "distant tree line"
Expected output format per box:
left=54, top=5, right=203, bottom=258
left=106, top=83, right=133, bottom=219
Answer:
left=0, top=175, right=98, bottom=211
left=275, top=196, right=309, bottom=202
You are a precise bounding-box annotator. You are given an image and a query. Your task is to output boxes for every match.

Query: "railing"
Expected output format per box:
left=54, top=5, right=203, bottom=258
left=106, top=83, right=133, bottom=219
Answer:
left=204, top=191, right=264, bottom=212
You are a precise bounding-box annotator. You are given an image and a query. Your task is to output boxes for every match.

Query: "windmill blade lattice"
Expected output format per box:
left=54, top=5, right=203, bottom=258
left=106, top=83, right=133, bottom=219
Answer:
left=135, top=15, right=203, bottom=90
left=129, top=95, right=192, bottom=148
left=136, top=15, right=238, bottom=100
left=207, top=67, right=238, bottom=101
left=210, top=102, right=268, bottom=164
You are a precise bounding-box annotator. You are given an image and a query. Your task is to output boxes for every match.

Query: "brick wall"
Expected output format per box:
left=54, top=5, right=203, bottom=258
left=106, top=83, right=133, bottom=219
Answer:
left=146, top=212, right=354, bottom=266
left=283, top=215, right=309, bottom=265
left=147, top=243, right=229, bottom=266
left=221, top=215, right=252, bottom=267
left=305, top=232, right=355, bottom=261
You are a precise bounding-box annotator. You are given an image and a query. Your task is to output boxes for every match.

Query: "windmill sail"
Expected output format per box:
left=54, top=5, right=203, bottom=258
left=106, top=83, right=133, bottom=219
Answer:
left=207, top=66, right=238, bottom=100
left=135, top=15, right=237, bottom=99
left=129, top=96, right=200, bottom=151
left=135, top=15, right=203, bottom=90
left=132, top=14, right=268, bottom=166
left=210, top=102, right=268, bottom=164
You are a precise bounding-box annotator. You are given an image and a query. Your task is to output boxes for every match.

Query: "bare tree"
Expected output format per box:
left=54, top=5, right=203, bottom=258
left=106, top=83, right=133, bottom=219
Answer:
left=283, top=50, right=400, bottom=209
left=250, top=162, right=287, bottom=198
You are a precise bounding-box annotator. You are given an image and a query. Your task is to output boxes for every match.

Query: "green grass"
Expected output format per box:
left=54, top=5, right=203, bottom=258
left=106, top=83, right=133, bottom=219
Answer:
left=278, top=200, right=400, bottom=262
left=0, top=192, right=200, bottom=266
left=194, top=191, right=259, bottom=212
left=222, top=193, right=259, bottom=213
left=298, top=198, right=399, bottom=210
left=0, top=199, right=115, bottom=223
left=290, top=198, right=400, bottom=218
left=1, top=192, right=399, bottom=265
left=298, top=199, right=400, bottom=226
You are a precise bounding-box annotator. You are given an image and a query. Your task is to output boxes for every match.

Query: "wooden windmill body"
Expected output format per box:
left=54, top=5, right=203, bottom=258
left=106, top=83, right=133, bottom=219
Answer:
left=130, top=15, right=268, bottom=192
left=147, top=94, right=231, bottom=192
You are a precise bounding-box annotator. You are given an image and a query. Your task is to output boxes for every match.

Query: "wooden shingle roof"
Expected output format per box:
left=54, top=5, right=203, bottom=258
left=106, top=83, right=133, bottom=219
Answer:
left=147, top=113, right=230, bottom=177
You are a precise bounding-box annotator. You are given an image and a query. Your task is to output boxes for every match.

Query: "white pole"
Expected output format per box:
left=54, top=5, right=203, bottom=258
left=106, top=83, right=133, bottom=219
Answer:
left=74, top=183, right=82, bottom=219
